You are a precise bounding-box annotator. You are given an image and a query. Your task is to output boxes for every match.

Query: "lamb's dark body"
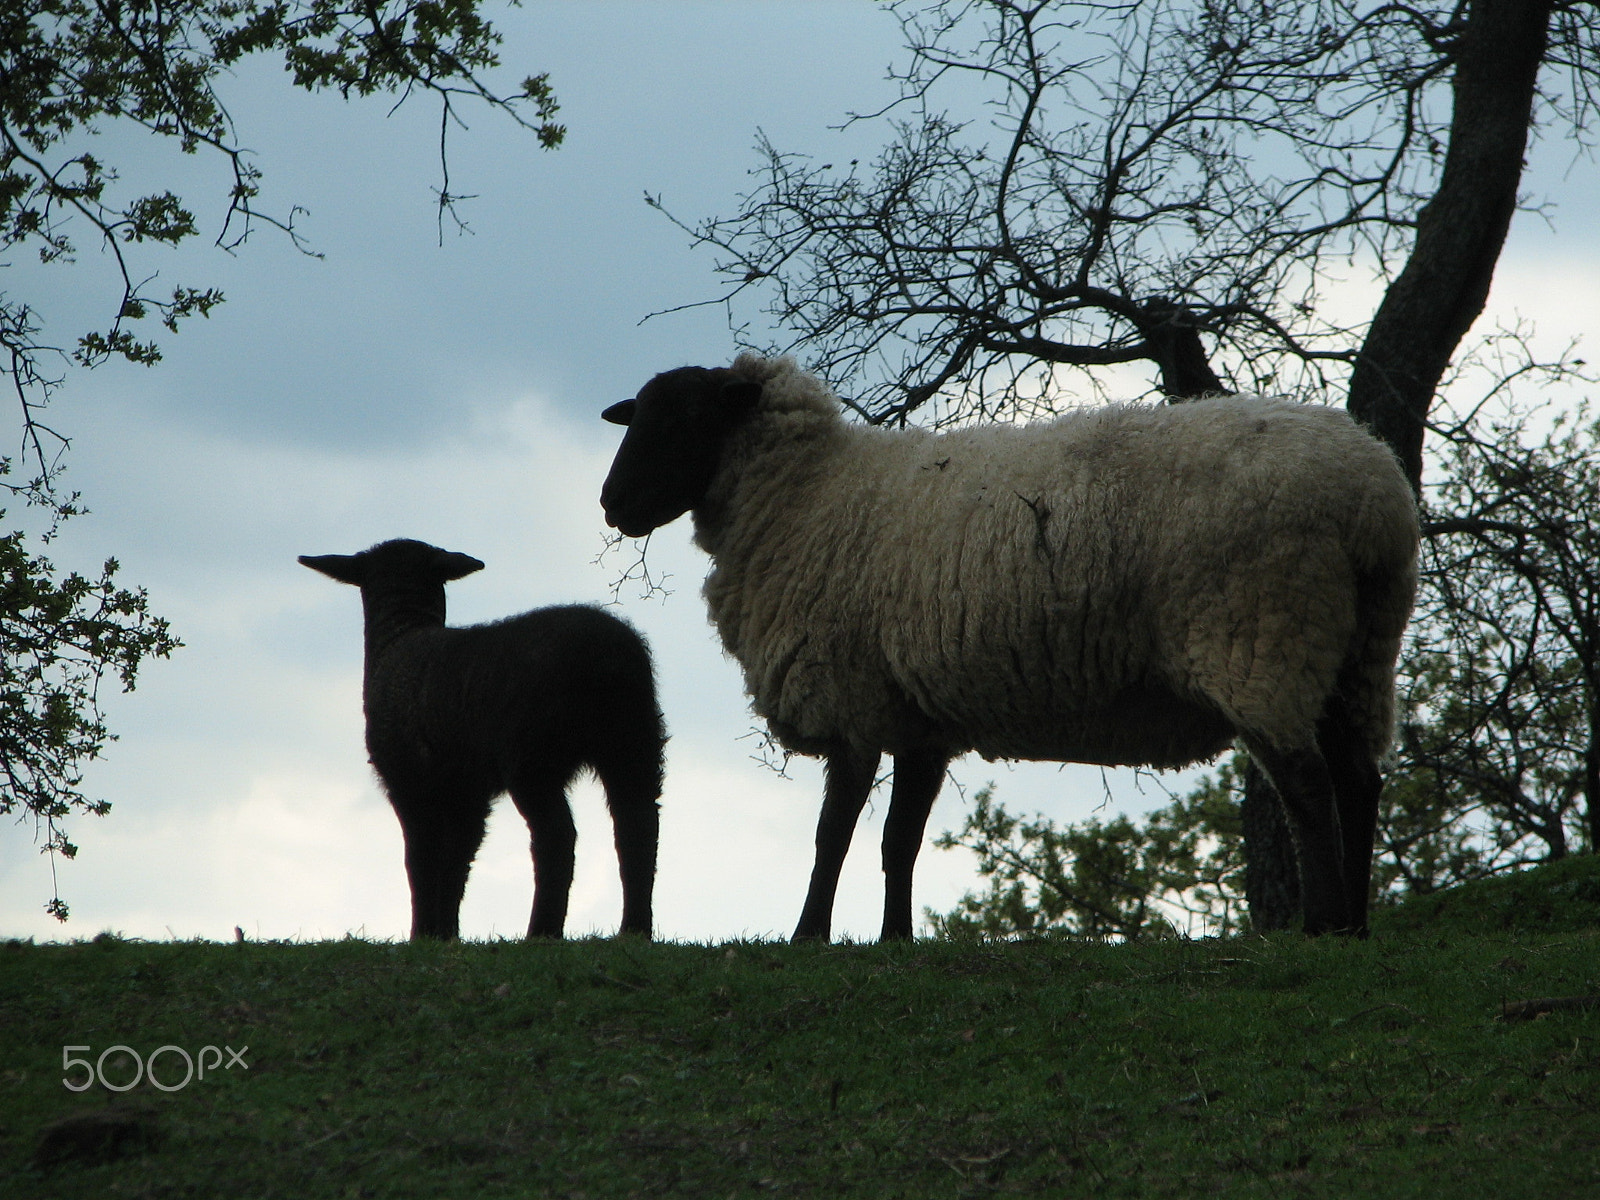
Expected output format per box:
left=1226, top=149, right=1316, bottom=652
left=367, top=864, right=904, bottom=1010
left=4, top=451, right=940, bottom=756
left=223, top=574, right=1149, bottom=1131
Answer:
left=301, top=539, right=664, bottom=940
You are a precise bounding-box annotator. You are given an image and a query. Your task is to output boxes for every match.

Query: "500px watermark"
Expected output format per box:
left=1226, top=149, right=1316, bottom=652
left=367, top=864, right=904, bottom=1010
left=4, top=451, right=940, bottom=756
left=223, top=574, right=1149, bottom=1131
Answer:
left=62, top=1044, right=250, bottom=1093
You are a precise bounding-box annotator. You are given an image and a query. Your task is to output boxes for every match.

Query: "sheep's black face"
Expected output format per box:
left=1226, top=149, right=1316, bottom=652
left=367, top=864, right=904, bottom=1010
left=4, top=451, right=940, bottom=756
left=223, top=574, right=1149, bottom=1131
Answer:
left=600, top=366, right=761, bottom=537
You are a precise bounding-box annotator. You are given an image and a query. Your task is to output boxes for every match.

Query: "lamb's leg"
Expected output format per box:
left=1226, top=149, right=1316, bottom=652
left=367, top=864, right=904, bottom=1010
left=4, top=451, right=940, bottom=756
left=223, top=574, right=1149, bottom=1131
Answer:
left=598, top=765, right=661, bottom=939
left=879, top=748, right=950, bottom=940
left=1246, top=742, right=1352, bottom=935
left=398, top=820, right=454, bottom=940
left=1317, top=711, right=1382, bottom=937
left=510, top=786, right=578, bottom=939
left=793, top=746, right=880, bottom=943
left=393, top=790, right=488, bottom=940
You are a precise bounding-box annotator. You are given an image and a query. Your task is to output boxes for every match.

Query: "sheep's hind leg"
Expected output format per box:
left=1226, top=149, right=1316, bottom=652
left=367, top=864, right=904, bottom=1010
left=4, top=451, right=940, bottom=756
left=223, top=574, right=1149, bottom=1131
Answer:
left=1317, top=708, right=1382, bottom=937
left=793, top=747, right=880, bottom=943
left=1245, top=741, right=1352, bottom=935
left=879, top=748, right=950, bottom=941
left=510, top=783, right=578, bottom=939
left=597, top=762, right=661, bottom=939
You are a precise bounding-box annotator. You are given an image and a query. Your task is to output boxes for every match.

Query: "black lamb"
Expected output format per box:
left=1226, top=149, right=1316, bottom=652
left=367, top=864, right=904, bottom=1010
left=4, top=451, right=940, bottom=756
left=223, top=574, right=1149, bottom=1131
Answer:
left=300, top=538, right=664, bottom=940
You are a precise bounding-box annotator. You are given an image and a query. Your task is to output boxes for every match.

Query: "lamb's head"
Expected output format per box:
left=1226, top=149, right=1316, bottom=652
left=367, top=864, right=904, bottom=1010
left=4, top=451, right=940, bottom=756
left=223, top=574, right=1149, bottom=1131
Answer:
left=600, top=365, right=762, bottom=538
left=299, top=538, right=485, bottom=592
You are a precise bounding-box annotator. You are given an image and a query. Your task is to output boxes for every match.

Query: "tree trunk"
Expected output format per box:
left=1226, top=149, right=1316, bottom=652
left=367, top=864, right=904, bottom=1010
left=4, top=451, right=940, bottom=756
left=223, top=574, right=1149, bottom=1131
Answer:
left=1347, top=0, right=1553, bottom=487
left=1142, top=298, right=1227, bottom=399
left=1586, top=683, right=1599, bottom=854
left=1314, top=0, right=1555, bottom=932
left=1155, top=2, right=1553, bottom=930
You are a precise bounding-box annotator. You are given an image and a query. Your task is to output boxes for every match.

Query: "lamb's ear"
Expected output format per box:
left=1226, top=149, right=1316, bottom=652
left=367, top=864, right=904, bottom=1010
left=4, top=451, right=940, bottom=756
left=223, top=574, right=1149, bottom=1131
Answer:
left=718, top=379, right=762, bottom=416
left=299, top=553, right=366, bottom=586
left=434, top=549, right=485, bottom=581
left=602, top=399, right=635, bottom=426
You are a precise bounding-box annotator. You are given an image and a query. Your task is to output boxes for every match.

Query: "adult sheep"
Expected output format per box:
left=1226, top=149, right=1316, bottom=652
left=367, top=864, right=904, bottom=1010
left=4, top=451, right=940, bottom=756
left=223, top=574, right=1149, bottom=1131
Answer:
left=301, top=539, right=664, bottom=940
left=600, top=354, right=1418, bottom=940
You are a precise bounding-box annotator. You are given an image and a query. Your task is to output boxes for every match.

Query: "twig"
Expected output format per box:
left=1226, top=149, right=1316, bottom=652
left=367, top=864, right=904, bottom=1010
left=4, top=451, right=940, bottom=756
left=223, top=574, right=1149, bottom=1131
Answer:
left=1498, top=996, right=1600, bottom=1022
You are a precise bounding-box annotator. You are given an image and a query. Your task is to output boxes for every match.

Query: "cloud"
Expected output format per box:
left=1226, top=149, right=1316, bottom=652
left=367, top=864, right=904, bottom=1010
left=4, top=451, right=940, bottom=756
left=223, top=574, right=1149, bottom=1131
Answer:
left=8, top=378, right=1106, bottom=943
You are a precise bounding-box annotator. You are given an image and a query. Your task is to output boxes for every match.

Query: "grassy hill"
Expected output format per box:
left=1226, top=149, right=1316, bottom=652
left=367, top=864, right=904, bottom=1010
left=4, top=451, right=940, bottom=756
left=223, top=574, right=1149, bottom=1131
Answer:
left=3, top=858, right=1598, bottom=1198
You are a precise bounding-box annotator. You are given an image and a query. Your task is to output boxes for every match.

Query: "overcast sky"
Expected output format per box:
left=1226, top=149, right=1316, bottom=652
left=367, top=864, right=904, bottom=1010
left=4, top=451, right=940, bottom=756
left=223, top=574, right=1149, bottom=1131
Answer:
left=2, top=2, right=1596, bottom=944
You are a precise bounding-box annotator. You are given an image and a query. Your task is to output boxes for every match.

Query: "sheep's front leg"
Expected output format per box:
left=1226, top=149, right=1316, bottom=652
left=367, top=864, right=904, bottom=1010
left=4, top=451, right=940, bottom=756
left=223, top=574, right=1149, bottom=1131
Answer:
left=879, top=748, right=950, bottom=940
left=392, top=788, right=489, bottom=941
left=399, top=824, right=462, bottom=940
left=793, top=747, right=880, bottom=943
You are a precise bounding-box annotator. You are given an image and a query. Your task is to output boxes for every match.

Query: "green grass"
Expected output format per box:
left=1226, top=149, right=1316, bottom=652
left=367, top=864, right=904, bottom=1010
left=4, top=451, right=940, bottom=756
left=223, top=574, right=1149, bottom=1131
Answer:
left=4, top=860, right=1600, bottom=1198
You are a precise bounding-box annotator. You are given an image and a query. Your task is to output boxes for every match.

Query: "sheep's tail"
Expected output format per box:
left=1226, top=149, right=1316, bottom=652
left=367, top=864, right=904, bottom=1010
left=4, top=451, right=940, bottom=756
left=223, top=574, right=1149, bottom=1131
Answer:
left=1337, top=488, right=1421, bottom=764
left=592, top=648, right=668, bottom=801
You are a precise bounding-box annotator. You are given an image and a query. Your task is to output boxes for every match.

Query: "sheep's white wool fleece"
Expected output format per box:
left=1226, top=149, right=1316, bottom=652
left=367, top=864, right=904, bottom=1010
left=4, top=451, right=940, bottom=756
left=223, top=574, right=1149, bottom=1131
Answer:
left=693, top=354, right=1418, bottom=768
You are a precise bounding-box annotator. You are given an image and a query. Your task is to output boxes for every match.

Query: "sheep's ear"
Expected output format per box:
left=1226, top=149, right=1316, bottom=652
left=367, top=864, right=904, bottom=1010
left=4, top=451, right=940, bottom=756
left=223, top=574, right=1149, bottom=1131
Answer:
left=602, top=399, right=635, bottom=426
left=718, top=380, right=762, bottom=415
left=299, top=553, right=366, bottom=586
left=434, top=550, right=485, bottom=581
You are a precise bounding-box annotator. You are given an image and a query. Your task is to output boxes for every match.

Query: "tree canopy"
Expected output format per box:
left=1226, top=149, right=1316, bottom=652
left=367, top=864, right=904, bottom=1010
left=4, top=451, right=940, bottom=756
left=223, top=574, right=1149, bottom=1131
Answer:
left=672, top=1, right=1592, bottom=463
left=2, top=0, right=560, bottom=917
left=667, top=0, right=1600, bottom=931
